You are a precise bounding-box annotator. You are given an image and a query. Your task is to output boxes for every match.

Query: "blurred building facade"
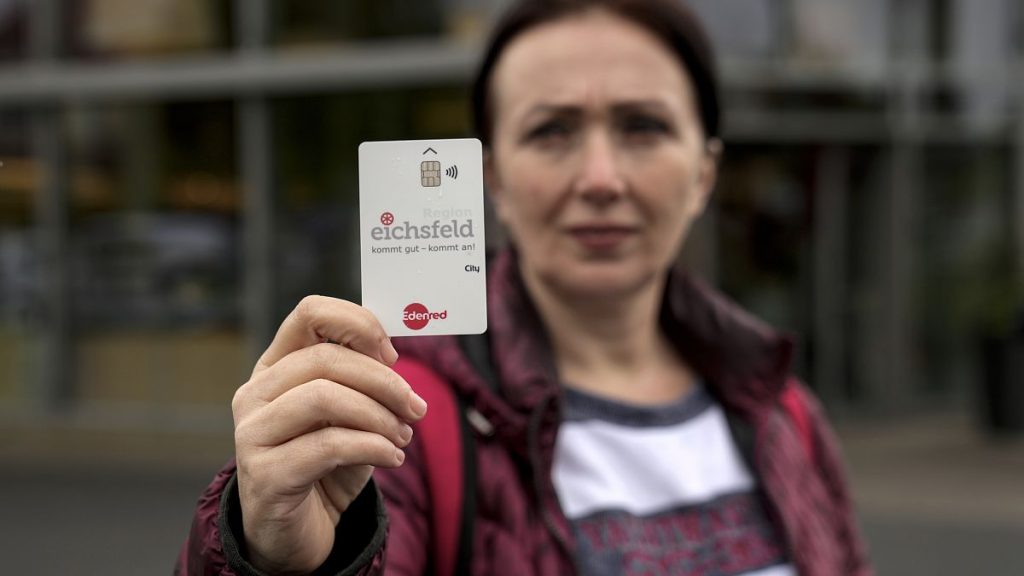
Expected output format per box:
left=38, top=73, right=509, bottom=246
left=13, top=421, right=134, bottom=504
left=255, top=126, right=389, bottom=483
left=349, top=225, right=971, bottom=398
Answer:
left=0, top=0, right=1022, bottom=437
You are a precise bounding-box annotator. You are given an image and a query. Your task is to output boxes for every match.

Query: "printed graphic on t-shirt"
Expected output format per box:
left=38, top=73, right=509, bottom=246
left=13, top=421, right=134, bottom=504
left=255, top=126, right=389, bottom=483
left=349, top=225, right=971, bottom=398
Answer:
left=573, top=492, right=791, bottom=576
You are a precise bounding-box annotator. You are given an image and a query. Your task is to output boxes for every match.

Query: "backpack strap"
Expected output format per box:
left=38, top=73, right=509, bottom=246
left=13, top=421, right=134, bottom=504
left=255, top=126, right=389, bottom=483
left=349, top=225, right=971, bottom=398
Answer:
left=458, top=333, right=499, bottom=391
left=779, top=380, right=816, bottom=467
left=394, top=358, right=475, bottom=576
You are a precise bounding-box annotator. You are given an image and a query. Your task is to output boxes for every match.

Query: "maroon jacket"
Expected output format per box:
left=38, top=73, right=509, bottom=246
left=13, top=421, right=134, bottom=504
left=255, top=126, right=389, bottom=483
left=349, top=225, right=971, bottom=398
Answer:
left=178, top=250, right=872, bottom=576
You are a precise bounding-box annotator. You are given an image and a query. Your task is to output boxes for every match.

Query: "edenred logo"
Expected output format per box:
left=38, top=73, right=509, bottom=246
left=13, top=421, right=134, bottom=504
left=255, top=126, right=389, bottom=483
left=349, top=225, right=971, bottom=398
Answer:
left=402, top=302, right=447, bottom=330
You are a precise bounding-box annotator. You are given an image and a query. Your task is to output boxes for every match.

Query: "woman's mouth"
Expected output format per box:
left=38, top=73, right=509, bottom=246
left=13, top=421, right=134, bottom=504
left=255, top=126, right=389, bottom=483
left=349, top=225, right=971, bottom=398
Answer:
left=567, top=226, right=638, bottom=251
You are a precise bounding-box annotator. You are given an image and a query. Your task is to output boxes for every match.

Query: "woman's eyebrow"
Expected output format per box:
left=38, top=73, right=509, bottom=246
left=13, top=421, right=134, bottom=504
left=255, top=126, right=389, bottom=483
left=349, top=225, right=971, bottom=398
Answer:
left=610, top=100, right=674, bottom=114
left=520, top=104, right=583, bottom=121
left=520, top=99, right=674, bottom=119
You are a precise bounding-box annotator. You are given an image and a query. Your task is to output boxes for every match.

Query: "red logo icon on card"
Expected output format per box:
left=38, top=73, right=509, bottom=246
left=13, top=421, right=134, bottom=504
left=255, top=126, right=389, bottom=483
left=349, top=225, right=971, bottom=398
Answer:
left=402, top=302, right=447, bottom=330
left=380, top=212, right=394, bottom=226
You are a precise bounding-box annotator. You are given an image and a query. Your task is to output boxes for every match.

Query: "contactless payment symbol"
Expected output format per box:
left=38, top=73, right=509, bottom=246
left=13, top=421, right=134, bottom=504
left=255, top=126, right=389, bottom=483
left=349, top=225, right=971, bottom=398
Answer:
left=380, top=212, right=394, bottom=226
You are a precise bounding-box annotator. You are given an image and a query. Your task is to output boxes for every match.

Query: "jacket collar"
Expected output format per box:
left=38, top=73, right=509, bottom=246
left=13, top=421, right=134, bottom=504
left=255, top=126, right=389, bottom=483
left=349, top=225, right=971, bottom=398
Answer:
left=659, top=266, right=794, bottom=415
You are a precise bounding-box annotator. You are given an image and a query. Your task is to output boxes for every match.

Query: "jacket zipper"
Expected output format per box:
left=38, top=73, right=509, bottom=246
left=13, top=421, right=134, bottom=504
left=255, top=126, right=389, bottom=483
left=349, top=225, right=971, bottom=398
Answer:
left=527, top=391, right=581, bottom=575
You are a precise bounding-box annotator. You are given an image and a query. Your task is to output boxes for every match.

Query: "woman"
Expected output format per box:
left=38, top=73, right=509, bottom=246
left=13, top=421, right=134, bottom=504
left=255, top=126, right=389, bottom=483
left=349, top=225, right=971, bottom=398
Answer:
left=179, top=1, right=871, bottom=574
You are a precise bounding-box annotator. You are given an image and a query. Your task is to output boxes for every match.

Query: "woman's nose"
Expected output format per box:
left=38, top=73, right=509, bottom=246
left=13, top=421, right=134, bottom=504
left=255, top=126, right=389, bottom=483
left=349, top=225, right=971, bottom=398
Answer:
left=573, top=131, right=625, bottom=205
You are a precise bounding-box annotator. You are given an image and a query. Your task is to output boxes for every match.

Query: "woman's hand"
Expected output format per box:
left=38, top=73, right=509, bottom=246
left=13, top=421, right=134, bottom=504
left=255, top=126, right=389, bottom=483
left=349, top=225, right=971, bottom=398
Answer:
left=231, top=295, right=427, bottom=574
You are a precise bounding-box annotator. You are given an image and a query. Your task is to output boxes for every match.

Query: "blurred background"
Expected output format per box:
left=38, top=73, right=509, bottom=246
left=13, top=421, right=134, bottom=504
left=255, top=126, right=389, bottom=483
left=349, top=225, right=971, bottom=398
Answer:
left=0, top=0, right=1021, bottom=573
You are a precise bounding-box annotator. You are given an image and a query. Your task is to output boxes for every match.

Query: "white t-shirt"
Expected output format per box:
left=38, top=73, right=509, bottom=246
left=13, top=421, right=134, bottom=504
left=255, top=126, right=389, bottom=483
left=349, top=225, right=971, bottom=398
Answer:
left=552, top=383, right=797, bottom=576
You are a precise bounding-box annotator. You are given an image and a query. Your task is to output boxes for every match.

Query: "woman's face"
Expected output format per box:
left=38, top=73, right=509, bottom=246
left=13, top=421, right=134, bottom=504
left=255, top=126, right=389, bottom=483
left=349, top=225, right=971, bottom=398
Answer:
left=487, top=10, right=717, bottom=300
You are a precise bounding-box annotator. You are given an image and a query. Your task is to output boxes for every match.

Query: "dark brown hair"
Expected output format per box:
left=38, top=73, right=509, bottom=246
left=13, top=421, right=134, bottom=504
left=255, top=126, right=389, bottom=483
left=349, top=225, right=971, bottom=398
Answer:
left=471, top=0, right=721, bottom=146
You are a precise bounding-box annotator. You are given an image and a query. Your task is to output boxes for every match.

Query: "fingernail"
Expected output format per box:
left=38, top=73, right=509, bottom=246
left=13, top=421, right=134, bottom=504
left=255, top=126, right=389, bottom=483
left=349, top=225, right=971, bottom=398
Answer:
left=382, top=339, right=399, bottom=365
left=395, top=448, right=406, bottom=464
left=400, top=424, right=414, bottom=444
left=410, top=392, right=428, bottom=418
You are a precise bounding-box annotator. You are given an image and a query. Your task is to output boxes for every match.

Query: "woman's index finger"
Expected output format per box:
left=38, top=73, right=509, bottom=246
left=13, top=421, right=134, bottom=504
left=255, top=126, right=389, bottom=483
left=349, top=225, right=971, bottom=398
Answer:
left=254, top=295, right=398, bottom=373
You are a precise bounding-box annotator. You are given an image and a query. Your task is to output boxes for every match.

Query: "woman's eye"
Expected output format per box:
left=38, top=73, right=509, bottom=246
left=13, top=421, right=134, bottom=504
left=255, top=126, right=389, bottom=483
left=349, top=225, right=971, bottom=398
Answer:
left=525, top=120, right=574, bottom=143
left=620, top=115, right=671, bottom=137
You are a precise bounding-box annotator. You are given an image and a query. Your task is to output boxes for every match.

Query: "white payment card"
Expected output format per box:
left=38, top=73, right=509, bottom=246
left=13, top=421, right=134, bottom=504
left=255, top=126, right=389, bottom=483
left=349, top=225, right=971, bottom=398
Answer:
left=359, top=138, right=487, bottom=336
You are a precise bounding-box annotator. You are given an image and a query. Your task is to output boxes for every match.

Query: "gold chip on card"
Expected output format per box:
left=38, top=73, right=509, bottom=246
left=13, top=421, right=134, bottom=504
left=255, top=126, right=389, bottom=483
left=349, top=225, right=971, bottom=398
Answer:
left=421, top=160, right=441, bottom=187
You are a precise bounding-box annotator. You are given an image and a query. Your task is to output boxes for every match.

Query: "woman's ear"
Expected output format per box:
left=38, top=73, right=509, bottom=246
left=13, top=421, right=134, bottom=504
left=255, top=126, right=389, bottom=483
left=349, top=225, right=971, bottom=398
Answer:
left=692, top=138, right=722, bottom=214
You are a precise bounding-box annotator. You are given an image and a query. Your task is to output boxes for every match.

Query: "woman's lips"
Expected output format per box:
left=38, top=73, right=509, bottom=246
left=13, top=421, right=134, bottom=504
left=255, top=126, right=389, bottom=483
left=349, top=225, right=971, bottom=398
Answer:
left=567, top=226, right=638, bottom=251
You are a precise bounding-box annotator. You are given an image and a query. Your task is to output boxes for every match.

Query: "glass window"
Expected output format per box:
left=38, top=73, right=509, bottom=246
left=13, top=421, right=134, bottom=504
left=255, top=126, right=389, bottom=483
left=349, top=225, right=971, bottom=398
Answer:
left=688, top=0, right=888, bottom=73
left=917, top=143, right=1014, bottom=397
left=843, top=144, right=894, bottom=404
left=789, top=0, right=888, bottom=76
left=270, top=0, right=510, bottom=46
left=0, top=107, right=36, bottom=406
left=271, top=0, right=444, bottom=47
left=0, top=0, right=25, bottom=62
left=943, top=0, right=1014, bottom=130
left=715, top=145, right=814, bottom=380
left=65, top=0, right=233, bottom=60
left=67, top=101, right=244, bottom=409
left=687, top=0, right=780, bottom=61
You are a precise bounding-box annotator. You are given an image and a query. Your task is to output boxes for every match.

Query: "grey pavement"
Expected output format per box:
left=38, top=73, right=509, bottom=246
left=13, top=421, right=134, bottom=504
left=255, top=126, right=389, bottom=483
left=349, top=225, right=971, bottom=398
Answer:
left=0, top=412, right=1021, bottom=575
left=839, top=413, right=1024, bottom=576
left=0, top=464, right=214, bottom=574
